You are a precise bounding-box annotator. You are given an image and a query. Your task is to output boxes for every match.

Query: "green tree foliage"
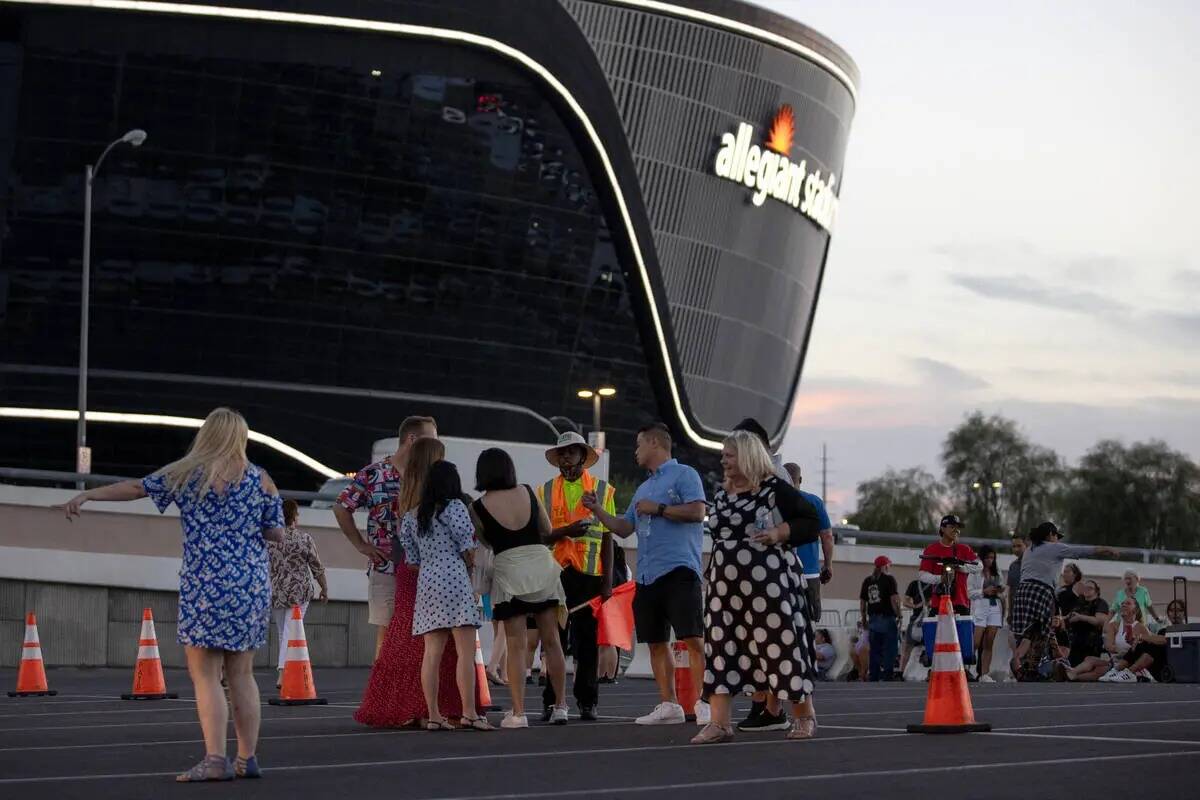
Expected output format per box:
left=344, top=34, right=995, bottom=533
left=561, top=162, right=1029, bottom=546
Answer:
left=849, top=467, right=946, bottom=534
left=941, top=412, right=1064, bottom=538
left=1064, top=440, right=1200, bottom=551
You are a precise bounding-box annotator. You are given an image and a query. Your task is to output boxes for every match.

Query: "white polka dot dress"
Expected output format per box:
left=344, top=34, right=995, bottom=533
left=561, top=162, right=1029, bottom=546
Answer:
left=703, top=478, right=816, bottom=702
left=398, top=499, right=483, bottom=636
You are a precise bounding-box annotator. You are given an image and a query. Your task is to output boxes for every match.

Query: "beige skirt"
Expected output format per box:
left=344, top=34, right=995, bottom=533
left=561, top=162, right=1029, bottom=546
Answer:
left=491, top=545, right=566, bottom=626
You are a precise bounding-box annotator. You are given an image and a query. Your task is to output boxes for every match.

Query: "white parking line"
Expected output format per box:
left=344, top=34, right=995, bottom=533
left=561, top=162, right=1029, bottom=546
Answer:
left=0, top=732, right=909, bottom=784
left=1001, top=717, right=1200, bottom=732
left=983, top=730, right=1200, bottom=747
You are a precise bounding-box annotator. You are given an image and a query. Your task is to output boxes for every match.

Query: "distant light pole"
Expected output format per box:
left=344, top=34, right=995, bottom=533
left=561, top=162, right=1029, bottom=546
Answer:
left=77, top=129, right=147, bottom=485
left=577, top=386, right=616, bottom=451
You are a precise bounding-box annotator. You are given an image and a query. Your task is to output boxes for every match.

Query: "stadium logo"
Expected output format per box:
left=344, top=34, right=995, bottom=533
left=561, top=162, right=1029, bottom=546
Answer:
left=712, top=105, right=839, bottom=233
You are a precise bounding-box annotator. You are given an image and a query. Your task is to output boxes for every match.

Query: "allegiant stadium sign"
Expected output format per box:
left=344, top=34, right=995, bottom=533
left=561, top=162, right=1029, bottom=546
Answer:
left=712, top=105, right=839, bottom=233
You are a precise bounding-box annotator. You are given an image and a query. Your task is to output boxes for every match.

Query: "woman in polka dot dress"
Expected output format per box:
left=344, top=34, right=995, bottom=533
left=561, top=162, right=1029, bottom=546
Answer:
left=693, top=430, right=824, bottom=745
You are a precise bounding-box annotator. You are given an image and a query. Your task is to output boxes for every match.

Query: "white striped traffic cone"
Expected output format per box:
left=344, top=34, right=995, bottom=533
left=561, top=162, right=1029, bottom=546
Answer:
left=122, top=608, right=178, bottom=700
left=8, top=612, right=56, bottom=697
left=269, top=606, right=327, bottom=706
left=907, top=594, right=990, bottom=733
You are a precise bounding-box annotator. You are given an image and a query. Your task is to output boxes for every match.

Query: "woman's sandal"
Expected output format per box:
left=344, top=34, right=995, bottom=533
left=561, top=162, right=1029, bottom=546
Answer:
left=176, top=755, right=234, bottom=782
left=425, top=718, right=455, bottom=731
left=459, top=715, right=495, bottom=731
left=786, top=716, right=817, bottom=740
left=235, top=755, right=262, bottom=778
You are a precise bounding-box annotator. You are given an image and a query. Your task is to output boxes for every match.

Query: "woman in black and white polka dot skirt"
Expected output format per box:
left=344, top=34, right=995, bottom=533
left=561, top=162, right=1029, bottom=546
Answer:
left=692, top=430, right=823, bottom=745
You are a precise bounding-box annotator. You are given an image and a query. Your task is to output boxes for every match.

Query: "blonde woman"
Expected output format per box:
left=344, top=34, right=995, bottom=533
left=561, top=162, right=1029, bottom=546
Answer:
left=355, top=438, right=476, bottom=727
left=692, top=430, right=823, bottom=745
left=59, top=408, right=283, bottom=782
left=268, top=500, right=328, bottom=687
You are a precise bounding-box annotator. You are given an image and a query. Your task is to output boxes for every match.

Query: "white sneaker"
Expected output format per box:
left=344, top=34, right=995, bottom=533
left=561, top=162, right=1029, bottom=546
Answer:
left=500, top=711, right=528, bottom=729
left=694, top=700, right=711, bottom=726
left=1111, top=669, right=1138, bottom=683
left=1136, top=669, right=1156, bottom=683
left=979, top=675, right=995, bottom=684
left=1098, top=668, right=1120, bottom=682
left=550, top=705, right=569, bottom=725
left=636, top=702, right=686, bottom=725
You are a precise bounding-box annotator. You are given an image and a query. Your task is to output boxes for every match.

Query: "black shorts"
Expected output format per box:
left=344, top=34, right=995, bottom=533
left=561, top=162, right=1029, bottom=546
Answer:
left=633, top=567, right=703, bottom=644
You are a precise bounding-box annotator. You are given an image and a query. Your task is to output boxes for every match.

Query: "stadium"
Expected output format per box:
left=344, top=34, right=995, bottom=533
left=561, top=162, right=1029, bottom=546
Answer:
left=0, top=0, right=858, bottom=487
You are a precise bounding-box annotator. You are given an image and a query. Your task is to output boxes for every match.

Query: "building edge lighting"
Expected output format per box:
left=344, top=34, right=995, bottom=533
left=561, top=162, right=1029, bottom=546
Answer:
left=0, top=407, right=343, bottom=478
left=0, top=0, right=766, bottom=450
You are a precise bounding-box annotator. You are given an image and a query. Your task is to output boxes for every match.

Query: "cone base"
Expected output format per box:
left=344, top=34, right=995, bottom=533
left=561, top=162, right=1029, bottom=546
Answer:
left=906, top=722, right=992, bottom=734
left=121, top=692, right=179, bottom=700
left=268, top=697, right=328, bottom=706
left=7, top=690, right=58, bottom=697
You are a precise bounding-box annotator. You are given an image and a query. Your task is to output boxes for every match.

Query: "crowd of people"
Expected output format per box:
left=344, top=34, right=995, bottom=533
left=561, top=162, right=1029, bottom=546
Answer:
left=52, top=405, right=1186, bottom=780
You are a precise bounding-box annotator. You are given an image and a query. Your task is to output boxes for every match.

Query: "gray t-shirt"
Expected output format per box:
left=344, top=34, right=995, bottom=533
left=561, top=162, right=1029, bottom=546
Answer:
left=1019, top=542, right=1094, bottom=588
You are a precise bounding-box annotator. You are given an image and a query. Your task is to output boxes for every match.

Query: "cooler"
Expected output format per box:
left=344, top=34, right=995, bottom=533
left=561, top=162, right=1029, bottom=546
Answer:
left=923, top=615, right=975, bottom=665
left=1164, top=624, right=1200, bottom=683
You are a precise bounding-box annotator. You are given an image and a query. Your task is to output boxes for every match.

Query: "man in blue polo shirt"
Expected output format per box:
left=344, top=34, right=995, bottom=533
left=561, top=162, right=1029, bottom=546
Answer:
left=583, top=422, right=707, bottom=726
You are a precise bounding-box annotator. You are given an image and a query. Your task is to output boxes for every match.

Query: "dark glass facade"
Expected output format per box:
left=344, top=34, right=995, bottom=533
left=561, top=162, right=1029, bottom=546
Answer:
left=0, top=1, right=856, bottom=489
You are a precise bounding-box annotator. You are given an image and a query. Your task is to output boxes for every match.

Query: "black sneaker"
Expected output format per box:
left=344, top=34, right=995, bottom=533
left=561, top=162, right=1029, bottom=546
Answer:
left=738, top=709, right=789, bottom=731
left=540, top=705, right=553, bottom=723
left=578, top=705, right=598, bottom=721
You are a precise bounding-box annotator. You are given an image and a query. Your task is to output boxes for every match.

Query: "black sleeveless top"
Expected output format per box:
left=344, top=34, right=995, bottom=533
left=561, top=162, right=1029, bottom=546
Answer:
left=471, top=486, right=542, bottom=555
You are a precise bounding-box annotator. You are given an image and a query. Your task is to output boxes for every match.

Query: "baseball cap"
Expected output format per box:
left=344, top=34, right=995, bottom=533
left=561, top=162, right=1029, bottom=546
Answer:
left=940, top=514, right=964, bottom=528
left=1033, top=521, right=1060, bottom=538
left=874, top=555, right=891, bottom=568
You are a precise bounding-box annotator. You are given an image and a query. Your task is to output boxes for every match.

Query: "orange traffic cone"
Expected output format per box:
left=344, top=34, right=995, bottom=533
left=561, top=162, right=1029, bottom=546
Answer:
left=121, top=609, right=178, bottom=700
left=907, top=595, right=990, bottom=733
left=8, top=612, right=56, bottom=697
left=474, top=631, right=499, bottom=711
left=268, top=606, right=327, bottom=706
left=672, top=641, right=698, bottom=719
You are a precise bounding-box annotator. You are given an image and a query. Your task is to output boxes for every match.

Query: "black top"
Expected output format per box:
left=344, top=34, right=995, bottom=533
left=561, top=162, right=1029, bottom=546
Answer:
left=1057, top=586, right=1080, bottom=616
left=905, top=579, right=933, bottom=613
left=471, top=486, right=542, bottom=555
left=770, top=477, right=822, bottom=547
left=1068, top=597, right=1109, bottom=655
left=861, top=573, right=900, bottom=617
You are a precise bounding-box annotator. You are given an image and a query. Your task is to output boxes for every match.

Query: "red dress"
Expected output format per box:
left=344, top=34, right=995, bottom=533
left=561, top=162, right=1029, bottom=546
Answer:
left=354, top=554, right=479, bottom=726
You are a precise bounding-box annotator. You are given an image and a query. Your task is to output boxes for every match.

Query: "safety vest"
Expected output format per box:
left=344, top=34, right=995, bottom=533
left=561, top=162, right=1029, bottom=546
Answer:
left=540, top=472, right=614, bottom=576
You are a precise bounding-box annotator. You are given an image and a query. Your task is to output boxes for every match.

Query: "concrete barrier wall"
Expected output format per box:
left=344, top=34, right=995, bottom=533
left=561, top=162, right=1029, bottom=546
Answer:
left=0, top=578, right=376, bottom=669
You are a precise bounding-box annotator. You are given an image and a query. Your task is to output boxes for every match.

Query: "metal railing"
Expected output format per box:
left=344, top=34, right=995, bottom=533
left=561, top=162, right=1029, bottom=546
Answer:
left=0, top=467, right=330, bottom=503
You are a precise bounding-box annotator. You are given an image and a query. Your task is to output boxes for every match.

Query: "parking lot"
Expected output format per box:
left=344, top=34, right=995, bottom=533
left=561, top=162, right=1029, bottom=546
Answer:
left=1, top=668, right=1198, bottom=799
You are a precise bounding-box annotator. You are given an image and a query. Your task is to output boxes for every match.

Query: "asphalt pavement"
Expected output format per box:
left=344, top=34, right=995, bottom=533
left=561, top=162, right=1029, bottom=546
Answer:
left=1, top=668, right=1198, bottom=799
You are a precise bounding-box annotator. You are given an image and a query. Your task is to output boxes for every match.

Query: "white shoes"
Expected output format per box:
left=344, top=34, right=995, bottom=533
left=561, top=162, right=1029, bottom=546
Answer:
left=694, top=700, right=711, bottom=726
left=636, top=702, right=686, bottom=725
left=500, top=711, right=529, bottom=728
left=1099, top=668, right=1137, bottom=683
left=550, top=706, right=569, bottom=725
left=979, top=675, right=995, bottom=684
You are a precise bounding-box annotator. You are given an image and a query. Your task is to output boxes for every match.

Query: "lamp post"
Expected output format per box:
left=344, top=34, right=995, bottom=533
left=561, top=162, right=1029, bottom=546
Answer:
left=577, top=386, right=616, bottom=451
left=77, top=129, right=147, bottom=486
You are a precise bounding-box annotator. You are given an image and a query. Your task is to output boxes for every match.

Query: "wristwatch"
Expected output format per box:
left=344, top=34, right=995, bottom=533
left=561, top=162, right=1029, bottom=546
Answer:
left=656, top=503, right=667, bottom=517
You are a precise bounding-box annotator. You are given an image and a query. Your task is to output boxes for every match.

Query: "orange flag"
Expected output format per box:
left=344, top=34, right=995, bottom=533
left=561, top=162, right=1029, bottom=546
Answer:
left=588, top=581, right=636, bottom=651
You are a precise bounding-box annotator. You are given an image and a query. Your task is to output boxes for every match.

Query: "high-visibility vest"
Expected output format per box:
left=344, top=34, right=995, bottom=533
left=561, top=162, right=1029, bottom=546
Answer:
left=539, top=472, right=614, bottom=576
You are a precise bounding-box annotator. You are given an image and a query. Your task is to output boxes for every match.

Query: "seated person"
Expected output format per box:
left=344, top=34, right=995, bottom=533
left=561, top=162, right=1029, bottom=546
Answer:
left=1165, top=599, right=1187, bottom=627
left=1065, top=597, right=1140, bottom=682
left=1065, top=579, right=1110, bottom=666
left=814, top=628, right=836, bottom=680
left=849, top=621, right=869, bottom=682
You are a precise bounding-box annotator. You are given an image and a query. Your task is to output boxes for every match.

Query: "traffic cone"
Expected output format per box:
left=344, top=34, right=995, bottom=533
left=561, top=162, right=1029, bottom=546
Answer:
left=121, top=609, right=178, bottom=700
left=672, top=641, right=698, bottom=719
left=268, top=606, right=327, bottom=706
left=907, top=595, right=990, bottom=733
left=8, top=612, right=56, bottom=697
left=474, top=631, right=499, bottom=711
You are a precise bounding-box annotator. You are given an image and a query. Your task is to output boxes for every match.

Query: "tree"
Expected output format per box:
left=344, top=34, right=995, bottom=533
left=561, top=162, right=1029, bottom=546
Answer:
left=849, top=467, right=946, bottom=534
left=1064, top=440, right=1200, bottom=551
left=941, top=412, right=1064, bottom=538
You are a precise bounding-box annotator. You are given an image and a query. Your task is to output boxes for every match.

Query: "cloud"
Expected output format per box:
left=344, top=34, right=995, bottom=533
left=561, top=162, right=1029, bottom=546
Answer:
left=949, top=273, right=1130, bottom=316
left=1172, top=270, right=1200, bottom=293
left=910, top=357, right=989, bottom=391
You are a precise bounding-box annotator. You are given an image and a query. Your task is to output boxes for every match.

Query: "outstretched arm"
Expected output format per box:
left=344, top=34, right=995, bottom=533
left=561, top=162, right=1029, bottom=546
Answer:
left=58, top=480, right=147, bottom=519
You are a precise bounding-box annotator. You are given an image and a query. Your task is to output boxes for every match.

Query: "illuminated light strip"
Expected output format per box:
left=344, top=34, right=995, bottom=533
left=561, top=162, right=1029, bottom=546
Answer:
left=0, top=0, right=730, bottom=449
left=0, top=407, right=342, bottom=478
left=604, top=0, right=858, bottom=102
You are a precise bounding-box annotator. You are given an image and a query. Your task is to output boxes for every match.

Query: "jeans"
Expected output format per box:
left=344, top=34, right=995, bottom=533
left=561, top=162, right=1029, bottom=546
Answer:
left=867, top=614, right=899, bottom=681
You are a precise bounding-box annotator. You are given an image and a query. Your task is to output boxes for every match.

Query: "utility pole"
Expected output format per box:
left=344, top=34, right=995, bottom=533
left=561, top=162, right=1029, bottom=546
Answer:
left=821, top=442, right=828, bottom=500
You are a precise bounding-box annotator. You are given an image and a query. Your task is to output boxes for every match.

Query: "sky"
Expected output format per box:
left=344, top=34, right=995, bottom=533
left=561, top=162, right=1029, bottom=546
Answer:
left=758, top=1, right=1200, bottom=520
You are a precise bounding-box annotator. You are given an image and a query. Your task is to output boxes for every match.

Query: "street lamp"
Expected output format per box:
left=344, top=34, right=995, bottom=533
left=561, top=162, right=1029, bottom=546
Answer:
left=77, top=128, right=147, bottom=484
left=577, top=386, right=616, bottom=451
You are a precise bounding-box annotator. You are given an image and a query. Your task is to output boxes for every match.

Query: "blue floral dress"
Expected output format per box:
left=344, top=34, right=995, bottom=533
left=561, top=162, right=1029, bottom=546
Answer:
left=143, top=464, right=284, bottom=651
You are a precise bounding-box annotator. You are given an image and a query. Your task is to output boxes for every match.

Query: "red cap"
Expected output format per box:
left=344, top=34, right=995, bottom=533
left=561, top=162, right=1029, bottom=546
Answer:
left=874, top=555, right=891, bottom=568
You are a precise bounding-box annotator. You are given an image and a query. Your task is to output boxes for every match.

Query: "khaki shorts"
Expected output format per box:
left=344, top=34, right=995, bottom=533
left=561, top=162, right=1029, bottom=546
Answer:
left=368, top=570, right=396, bottom=626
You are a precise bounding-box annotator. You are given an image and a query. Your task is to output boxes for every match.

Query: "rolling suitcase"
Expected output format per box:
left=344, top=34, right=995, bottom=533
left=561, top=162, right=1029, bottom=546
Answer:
left=1164, top=576, right=1199, bottom=683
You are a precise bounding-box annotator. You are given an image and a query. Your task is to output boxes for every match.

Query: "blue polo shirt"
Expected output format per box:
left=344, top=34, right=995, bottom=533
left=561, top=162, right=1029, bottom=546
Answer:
left=796, top=489, right=831, bottom=578
left=623, top=459, right=706, bottom=584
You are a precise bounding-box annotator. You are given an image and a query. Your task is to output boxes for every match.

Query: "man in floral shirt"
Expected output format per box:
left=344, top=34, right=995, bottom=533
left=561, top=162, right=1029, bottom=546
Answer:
left=334, top=415, right=438, bottom=658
